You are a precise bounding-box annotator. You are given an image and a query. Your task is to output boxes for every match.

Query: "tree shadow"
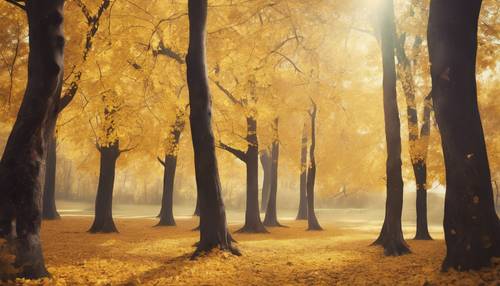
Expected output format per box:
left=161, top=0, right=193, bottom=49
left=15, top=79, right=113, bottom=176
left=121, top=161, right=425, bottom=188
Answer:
left=126, top=253, right=193, bottom=284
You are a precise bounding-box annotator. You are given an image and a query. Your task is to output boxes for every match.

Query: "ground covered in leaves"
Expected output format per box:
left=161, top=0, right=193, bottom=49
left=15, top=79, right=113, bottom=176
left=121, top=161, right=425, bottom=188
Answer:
left=6, top=217, right=500, bottom=285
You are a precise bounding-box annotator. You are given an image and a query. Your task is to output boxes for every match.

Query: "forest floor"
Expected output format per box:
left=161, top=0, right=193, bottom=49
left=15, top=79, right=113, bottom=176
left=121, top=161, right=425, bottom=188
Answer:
left=7, top=217, right=500, bottom=286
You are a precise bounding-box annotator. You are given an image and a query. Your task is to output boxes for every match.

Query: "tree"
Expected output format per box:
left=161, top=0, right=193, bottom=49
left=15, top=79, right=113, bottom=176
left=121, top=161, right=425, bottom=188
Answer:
left=42, top=0, right=112, bottom=220
left=296, top=121, right=308, bottom=220
left=186, top=0, right=239, bottom=258
left=0, top=0, right=64, bottom=279
left=216, top=80, right=268, bottom=234
left=156, top=107, right=186, bottom=226
left=42, top=134, right=60, bottom=219
left=427, top=0, right=499, bottom=271
left=89, top=140, right=120, bottom=233
left=393, top=2, right=433, bottom=241
left=394, top=35, right=433, bottom=240
left=88, top=93, right=135, bottom=233
left=372, top=0, right=409, bottom=256
left=263, top=118, right=285, bottom=227
left=259, top=149, right=271, bottom=212
left=306, top=100, right=322, bottom=231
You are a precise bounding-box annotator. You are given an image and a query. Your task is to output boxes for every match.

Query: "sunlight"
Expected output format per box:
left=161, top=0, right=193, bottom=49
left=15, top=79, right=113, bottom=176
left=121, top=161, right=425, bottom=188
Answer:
left=0, top=0, right=498, bottom=284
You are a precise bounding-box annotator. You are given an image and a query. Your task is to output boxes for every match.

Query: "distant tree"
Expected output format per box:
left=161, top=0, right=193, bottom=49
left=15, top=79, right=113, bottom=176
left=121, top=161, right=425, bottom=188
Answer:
left=217, top=80, right=268, bottom=234
left=0, top=0, right=64, bottom=279
left=296, top=122, right=308, bottom=220
left=306, top=101, right=322, bottom=231
left=156, top=107, right=186, bottom=226
left=427, top=0, right=499, bottom=270
left=263, top=118, right=285, bottom=227
left=89, top=94, right=135, bottom=233
left=372, top=0, right=409, bottom=255
left=259, top=149, right=271, bottom=212
left=394, top=33, right=433, bottom=240
left=186, top=0, right=239, bottom=257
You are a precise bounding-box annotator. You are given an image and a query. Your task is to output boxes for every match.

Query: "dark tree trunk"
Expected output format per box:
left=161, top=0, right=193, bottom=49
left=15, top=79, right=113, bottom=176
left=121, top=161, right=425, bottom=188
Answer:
left=157, top=154, right=177, bottom=226
left=237, top=117, right=267, bottom=233
left=306, top=102, right=322, bottom=231
left=372, top=0, right=409, bottom=256
left=88, top=142, right=120, bottom=233
left=428, top=0, right=499, bottom=271
left=395, top=31, right=433, bottom=241
left=0, top=0, right=64, bottom=279
left=42, top=134, right=60, bottom=220
left=296, top=122, right=308, bottom=220
left=157, top=112, right=185, bottom=226
left=259, top=150, right=271, bottom=212
left=264, top=118, right=284, bottom=227
left=413, top=161, right=431, bottom=240
left=186, top=0, right=239, bottom=257
left=412, top=94, right=433, bottom=241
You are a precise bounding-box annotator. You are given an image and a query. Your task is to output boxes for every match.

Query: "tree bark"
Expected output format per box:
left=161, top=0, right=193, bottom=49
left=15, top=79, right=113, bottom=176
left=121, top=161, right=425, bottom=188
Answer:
left=428, top=0, right=499, bottom=271
left=186, top=0, right=239, bottom=258
left=372, top=0, right=409, bottom=256
left=264, top=118, right=284, bottom=227
left=42, top=134, right=60, bottom=220
left=306, top=102, right=322, bottom=231
left=0, top=0, right=64, bottom=279
left=259, top=150, right=271, bottom=212
left=296, top=122, right=308, bottom=220
left=88, top=142, right=120, bottom=233
left=237, top=117, right=267, bottom=233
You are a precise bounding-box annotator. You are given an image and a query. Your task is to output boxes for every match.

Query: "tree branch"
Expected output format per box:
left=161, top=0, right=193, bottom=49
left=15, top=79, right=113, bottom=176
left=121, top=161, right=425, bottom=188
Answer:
left=308, top=97, right=317, bottom=118
left=157, top=156, right=166, bottom=167
left=4, top=0, right=25, bottom=10
left=210, top=78, right=243, bottom=106
left=59, top=0, right=112, bottom=113
left=154, top=39, right=184, bottom=64
left=119, top=144, right=138, bottom=154
left=272, top=51, right=303, bottom=73
left=74, top=0, right=92, bottom=23
left=218, top=141, right=247, bottom=162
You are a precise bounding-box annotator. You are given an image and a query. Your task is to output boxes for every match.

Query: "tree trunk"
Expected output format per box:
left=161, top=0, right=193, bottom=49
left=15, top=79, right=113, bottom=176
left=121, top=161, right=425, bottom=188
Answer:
left=157, top=154, right=177, bottom=226
left=186, top=0, right=239, bottom=257
left=428, top=0, right=499, bottom=271
left=259, top=150, right=271, bottom=212
left=395, top=31, right=433, bottom=241
left=42, top=134, right=60, bottom=220
left=0, top=0, right=64, bottom=279
left=89, top=142, right=120, bottom=233
left=413, top=161, right=431, bottom=240
left=306, top=102, right=322, bottom=231
left=296, top=122, right=308, bottom=220
left=264, top=118, right=284, bottom=227
left=372, top=0, right=409, bottom=256
left=157, top=111, right=185, bottom=226
left=237, top=117, right=267, bottom=233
